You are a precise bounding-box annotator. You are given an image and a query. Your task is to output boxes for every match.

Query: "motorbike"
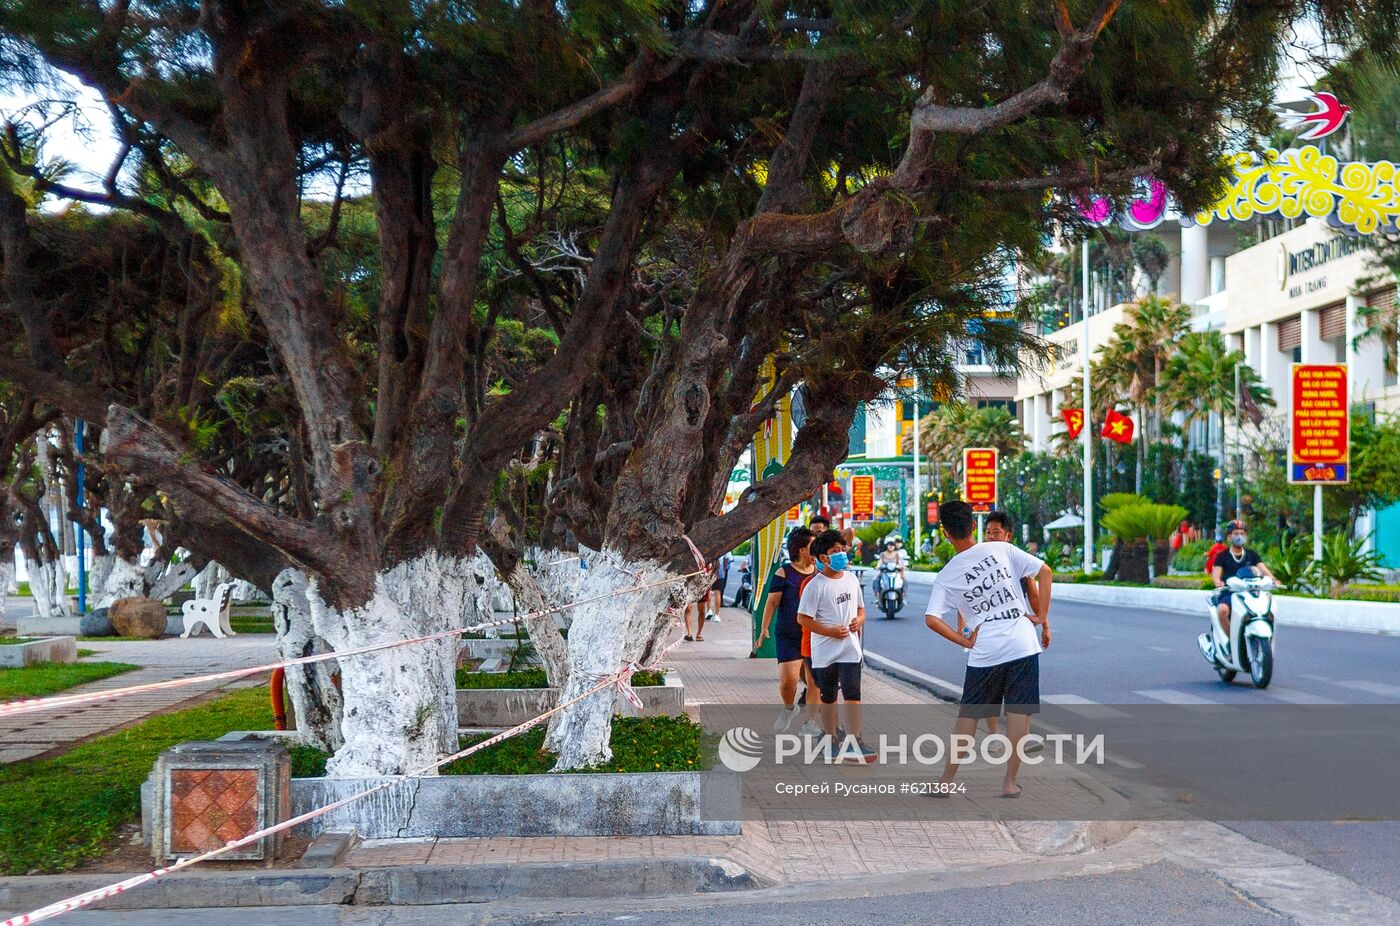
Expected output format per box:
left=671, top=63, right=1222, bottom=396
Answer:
left=731, top=564, right=753, bottom=610
left=1196, top=566, right=1276, bottom=688
left=875, top=561, right=905, bottom=619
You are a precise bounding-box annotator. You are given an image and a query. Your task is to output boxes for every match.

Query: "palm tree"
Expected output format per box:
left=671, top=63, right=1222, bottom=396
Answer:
left=1162, top=331, right=1273, bottom=445
left=904, top=403, right=1027, bottom=483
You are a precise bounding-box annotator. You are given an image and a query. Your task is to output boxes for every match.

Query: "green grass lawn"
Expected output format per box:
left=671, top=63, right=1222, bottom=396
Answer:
left=0, top=636, right=36, bottom=645
left=0, top=661, right=140, bottom=701
left=455, top=667, right=665, bottom=689
left=0, top=684, right=274, bottom=875
left=288, top=715, right=707, bottom=778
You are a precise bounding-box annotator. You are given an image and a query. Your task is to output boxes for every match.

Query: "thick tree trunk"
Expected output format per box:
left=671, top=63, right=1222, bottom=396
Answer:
left=88, top=553, right=114, bottom=602
left=95, top=555, right=145, bottom=608
left=148, top=560, right=200, bottom=603
left=0, top=559, right=13, bottom=630
left=500, top=562, right=571, bottom=689
left=544, top=549, right=692, bottom=770
left=309, top=551, right=485, bottom=776
left=27, top=555, right=67, bottom=617
left=271, top=568, right=344, bottom=752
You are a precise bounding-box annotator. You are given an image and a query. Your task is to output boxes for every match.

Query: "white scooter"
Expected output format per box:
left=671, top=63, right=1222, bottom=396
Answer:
left=875, top=561, right=905, bottom=619
left=1196, top=567, right=1276, bottom=688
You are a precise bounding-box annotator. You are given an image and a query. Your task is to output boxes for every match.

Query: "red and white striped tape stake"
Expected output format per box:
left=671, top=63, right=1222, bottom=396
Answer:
left=1, top=570, right=702, bottom=719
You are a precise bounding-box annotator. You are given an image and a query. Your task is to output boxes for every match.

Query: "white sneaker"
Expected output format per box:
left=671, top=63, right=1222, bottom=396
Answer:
left=799, top=719, right=824, bottom=737
left=773, top=705, right=800, bottom=732
left=709, top=612, right=721, bottom=623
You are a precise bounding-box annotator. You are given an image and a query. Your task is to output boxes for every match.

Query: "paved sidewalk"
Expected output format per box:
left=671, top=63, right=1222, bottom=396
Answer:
left=0, top=632, right=279, bottom=764
left=346, top=606, right=1086, bottom=885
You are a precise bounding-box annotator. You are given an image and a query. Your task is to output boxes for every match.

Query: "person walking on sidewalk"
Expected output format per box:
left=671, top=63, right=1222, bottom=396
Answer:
left=706, top=552, right=730, bottom=624
left=923, top=501, right=1052, bottom=797
left=756, top=527, right=818, bottom=732
left=797, top=530, right=875, bottom=763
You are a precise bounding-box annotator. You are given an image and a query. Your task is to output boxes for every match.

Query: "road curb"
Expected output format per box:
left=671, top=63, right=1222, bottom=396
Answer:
left=0, top=857, right=764, bottom=913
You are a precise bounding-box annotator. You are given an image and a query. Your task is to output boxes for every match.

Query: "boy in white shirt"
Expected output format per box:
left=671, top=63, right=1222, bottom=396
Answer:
left=796, top=531, right=874, bottom=763
left=923, top=501, right=1052, bottom=797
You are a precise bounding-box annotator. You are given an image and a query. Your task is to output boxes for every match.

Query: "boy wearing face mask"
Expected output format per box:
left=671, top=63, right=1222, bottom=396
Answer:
left=1211, top=521, right=1277, bottom=644
left=796, top=530, right=874, bottom=762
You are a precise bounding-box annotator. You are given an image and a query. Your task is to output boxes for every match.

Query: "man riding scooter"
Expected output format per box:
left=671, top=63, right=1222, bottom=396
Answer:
left=1209, top=521, right=1277, bottom=659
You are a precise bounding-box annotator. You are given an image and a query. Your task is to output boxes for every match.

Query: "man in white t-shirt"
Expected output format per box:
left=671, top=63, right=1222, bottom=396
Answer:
left=923, top=501, right=1052, bottom=798
left=797, top=531, right=874, bottom=763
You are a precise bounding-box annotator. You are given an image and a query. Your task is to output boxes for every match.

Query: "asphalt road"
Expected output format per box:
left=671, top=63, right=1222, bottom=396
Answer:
left=853, top=568, right=1400, bottom=706
left=847, top=567, right=1400, bottom=906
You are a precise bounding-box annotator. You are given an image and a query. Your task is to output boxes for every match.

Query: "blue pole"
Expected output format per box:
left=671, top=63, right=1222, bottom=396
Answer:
left=75, top=420, right=86, bottom=614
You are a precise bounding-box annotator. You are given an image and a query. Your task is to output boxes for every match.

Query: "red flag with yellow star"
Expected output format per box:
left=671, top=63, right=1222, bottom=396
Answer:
left=1101, top=409, right=1135, bottom=444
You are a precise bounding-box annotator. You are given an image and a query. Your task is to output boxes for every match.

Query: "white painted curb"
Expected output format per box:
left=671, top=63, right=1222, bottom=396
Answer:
left=1050, top=582, right=1400, bottom=634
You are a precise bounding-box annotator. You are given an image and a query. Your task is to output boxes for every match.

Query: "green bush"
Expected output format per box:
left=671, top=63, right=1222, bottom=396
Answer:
left=1318, top=531, right=1384, bottom=593
left=1266, top=534, right=1319, bottom=594
left=731, top=540, right=752, bottom=556
left=933, top=538, right=956, bottom=565
left=1099, top=492, right=1147, bottom=513
left=455, top=668, right=665, bottom=689
left=1172, top=538, right=1212, bottom=573
left=854, top=521, right=896, bottom=563
left=1101, top=503, right=1188, bottom=543
left=1039, top=543, right=1068, bottom=572
left=1152, top=575, right=1214, bottom=590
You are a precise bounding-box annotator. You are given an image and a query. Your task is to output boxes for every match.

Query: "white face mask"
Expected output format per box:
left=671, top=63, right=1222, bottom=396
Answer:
left=1230, top=535, right=1247, bottom=548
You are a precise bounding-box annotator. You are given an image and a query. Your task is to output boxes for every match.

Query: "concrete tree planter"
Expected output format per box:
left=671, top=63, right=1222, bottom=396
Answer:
left=456, top=673, right=684, bottom=728
left=292, top=769, right=740, bottom=839
left=460, top=637, right=541, bottom=664
left=142, top=729, right=740, bottom=843
left=0, top=635, right=77, bottom=667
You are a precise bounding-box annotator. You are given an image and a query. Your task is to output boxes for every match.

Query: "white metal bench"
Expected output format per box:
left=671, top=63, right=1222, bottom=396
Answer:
left=180, top=582, right=236, bottom=638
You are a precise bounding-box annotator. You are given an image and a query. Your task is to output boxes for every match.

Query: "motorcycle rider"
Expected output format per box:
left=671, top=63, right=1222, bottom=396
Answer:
left=1211, top=520, right=1277, bottom=648
left=876, top=539, right=905, bottom=603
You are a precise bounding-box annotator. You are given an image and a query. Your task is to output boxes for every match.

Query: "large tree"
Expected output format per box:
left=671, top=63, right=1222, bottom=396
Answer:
left=3, top=0, right=1396, bottom=773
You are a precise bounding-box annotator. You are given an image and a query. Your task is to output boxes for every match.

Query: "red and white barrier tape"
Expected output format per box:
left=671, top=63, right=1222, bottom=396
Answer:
left=0, top=650, right=673, bottom=926
left=1, top=570, right=702, bottom=719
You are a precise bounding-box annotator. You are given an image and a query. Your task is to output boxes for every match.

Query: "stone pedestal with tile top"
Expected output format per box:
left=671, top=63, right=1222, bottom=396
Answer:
left=149, top=739, right=290, bottom=863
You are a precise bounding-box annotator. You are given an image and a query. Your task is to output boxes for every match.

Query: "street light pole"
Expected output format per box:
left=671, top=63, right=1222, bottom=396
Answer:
left=1082, top=239, right=1095, bottom=573
left=912, top=377, right=922, bottom=558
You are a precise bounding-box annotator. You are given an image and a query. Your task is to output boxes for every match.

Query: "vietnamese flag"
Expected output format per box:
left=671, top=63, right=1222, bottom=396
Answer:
left=1061, top=408, right=1085, bottom=440
left=1101, top=409, right=1135, bottom=444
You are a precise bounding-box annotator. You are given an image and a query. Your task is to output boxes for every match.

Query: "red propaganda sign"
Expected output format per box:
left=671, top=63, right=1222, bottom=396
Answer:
left=1061, top=408, right=1085, bottom=440
left=963, top=448, right=998, bottom=513
left=787, top=506, right=801, bottom=522
left=850, top=476, right=875, bottom=516
left=1290, top=363, right=1349, bottom=484
left=927, top=501, right=938, bottom=525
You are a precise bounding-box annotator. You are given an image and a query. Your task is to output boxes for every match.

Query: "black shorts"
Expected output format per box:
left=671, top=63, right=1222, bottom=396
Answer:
left=710, top=575, right=727, bottom=593
left=775, top=632, right=803, bottom=663
left=812, top=661, right=863, bottom=703
left=958, top=654, right=1040, bottom=718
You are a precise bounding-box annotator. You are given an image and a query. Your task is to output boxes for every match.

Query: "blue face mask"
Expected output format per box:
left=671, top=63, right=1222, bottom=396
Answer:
left=827, top=551, right=849, bottom=572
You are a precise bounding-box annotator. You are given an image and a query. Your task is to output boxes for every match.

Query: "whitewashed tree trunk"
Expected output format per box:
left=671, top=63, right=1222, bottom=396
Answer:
left=148, top=560, right=200, bottom=603
left=194, top=561, right=226, bottom=599
left=310, top=552, right=487, bottom=776
left=0, top=560, right=14, bottom=630
left=502, top=565, right=571, bottom=689
left=27, top=556, right=68, bottom=617
left=271, top=568, right=344, bottom=753
left=88, top=554, right=115, bottom=602
left=95, top=555, right=145, bottom=608
left=544, top=549, right=693, bottom=770
left=230, top=579, right=261, bottom=602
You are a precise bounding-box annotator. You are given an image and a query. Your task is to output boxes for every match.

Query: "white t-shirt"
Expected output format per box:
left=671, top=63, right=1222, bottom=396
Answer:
left=797, top=571, right=864, bottom=668
left=923, top=542, right=1045, bottom=668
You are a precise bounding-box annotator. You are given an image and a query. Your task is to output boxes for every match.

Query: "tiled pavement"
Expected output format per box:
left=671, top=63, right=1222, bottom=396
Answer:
left=344, top=606, right=1084, bottom=885
left=0, top=623, right=279, bottom=764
